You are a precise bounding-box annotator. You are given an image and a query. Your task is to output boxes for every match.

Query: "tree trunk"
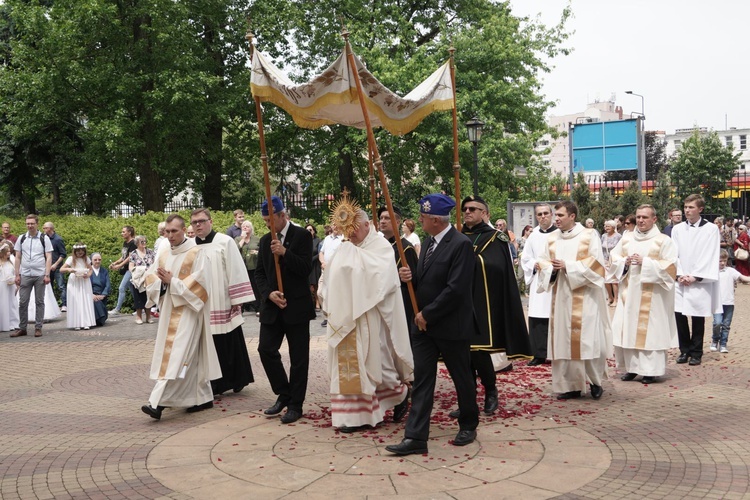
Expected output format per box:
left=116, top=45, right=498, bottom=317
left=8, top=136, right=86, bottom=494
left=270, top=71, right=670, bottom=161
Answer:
left=338, top=149, right=356, bottom=197
left=200, top=17, right=224, bottom=210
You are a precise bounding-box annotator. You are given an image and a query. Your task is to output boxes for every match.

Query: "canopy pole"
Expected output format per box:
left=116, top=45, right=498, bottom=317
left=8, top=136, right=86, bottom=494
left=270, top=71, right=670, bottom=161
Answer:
left=343, top=30, right=418, bottom=316
left=247, top=24, right=283, bottom=293
left=449, top=45, right=462, bottom=231
left=368, top=145, right=378, bottom=223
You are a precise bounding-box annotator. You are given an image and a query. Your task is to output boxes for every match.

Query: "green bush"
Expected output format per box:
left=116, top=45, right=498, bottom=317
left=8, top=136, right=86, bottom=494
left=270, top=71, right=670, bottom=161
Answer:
left=0, top=210, right=310, bottom=310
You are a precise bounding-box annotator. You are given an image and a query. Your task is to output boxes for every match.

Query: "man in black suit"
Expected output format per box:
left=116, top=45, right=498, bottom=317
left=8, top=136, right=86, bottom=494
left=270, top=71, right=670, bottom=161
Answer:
left=255, top=196, right=315, bottom=424
left=386, top=193, right=479, bottom=456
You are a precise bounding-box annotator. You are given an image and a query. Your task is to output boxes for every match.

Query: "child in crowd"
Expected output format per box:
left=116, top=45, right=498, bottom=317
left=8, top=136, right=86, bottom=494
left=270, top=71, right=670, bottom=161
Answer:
left=712, top=249, right=750, bottom=353
left=61, top=243, right=96, bottom=330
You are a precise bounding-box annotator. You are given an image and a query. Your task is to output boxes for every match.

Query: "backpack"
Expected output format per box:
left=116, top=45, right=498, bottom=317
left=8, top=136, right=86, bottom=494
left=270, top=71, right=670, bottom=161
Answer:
left=18, top=232, right=47, bottom=253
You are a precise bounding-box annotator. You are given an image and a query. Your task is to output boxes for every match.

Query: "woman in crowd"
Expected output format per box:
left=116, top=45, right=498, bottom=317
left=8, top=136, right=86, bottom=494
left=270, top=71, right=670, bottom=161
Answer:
left=622, top=214, right=636, bottom=235
left=734, top=224, right=750, bottom=277
left=236, top=220, right=260, bottom=314
left=306, top=224, right=322, bottom=311
left=108, top=225, right=136, bottom=315
left=60, top=243, right=96, bottom=330
left=516, top=225, right=533, bottom=295
left=401, top=218, right=421, bottom=255
left=0, top=242, right=19, bottom=331
left=90, top=252, right=111, bottom=326
left=601, top=220, right=622, bottom=306
left=128, top=235, right=155, bottom=324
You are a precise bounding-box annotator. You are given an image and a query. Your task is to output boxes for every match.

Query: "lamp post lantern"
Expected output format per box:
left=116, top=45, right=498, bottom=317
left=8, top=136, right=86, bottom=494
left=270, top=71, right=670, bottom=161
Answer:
left=625, top=90, right=646, bottom=186
left=465, top=116, right=484, bottom=197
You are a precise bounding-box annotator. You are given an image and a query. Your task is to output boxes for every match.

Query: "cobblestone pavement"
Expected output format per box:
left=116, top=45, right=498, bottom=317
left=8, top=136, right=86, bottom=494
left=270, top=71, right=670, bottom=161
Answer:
left=1, top=286, right=750, bottom=499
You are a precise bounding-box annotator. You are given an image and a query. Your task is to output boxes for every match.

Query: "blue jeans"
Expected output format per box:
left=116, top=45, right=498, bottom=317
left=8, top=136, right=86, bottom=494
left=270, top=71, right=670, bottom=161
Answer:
left=712, top=305, right=735, bottom=347
left=51, top=268, right=66, bottom=306
left=115, top=270, right=132, bottom=311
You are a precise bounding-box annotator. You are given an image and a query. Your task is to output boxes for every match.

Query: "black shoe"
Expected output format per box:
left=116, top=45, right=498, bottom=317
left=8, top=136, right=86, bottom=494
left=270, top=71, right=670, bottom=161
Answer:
left=321, top=320, right=328, bottom=327
left=385, top=438, right=428, bottom=456
left=590, top=384, right=603, bottom=400
left=264, top=399, right=289, bottom=415
left=557, top=391, right=581, bottom=400
left=233, top=385, right=246, bottom=393
left=676, top=353, right=690, bottom=364
left=448, top=409, right=460, bottom=419
left=392, top=389, right=410, bottom=423
left=141, top=405, right=164, bottom=420
left=620, top=372, right=638, bottom=381
left=484, top=388, right=499, bottom=415
left=186, top=401, right=213, bottom=413
left=337, top=425, right=370, bottom=433
left=452, top=429, right=477, bottom=446
left=641, top=376, right=657, bottom=384
left=527, top=358, right=545, bottom=366
left=280, top=409, right=302, bottom=424
left=688, top=357, right=702, bottom=366
left=497, top=363, right=513, bottom=373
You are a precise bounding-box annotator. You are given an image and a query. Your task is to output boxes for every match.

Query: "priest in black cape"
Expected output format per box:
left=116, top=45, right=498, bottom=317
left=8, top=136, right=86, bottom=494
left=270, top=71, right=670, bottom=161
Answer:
left=378, top=205, right=419, bottom=326
left=459, top=195, right=531, bottom=415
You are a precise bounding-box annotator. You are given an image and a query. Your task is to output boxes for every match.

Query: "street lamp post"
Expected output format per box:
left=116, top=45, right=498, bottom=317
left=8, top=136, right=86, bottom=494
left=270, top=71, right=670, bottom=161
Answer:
left=465, top=116, right=484, bottom=197
left=625, top=91, right=646, bottom=186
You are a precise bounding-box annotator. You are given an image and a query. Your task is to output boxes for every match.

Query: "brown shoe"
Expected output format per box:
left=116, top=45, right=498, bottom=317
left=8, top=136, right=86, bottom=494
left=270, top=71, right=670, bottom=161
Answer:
left=34, top=329, right=42, bottom=337
left=10, top=329, right=27, bottom=338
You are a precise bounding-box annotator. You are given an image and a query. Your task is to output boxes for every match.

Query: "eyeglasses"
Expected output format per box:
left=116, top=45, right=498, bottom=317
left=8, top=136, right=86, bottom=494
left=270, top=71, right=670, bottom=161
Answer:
left=464, top=206, right=483, bottom=212
left=191, top=219, right=210, bottom=225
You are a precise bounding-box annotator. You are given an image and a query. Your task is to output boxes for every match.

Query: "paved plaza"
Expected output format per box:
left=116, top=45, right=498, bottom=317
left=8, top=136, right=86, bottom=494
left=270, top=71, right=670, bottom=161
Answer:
left=2, top=286, right=750, bottom=499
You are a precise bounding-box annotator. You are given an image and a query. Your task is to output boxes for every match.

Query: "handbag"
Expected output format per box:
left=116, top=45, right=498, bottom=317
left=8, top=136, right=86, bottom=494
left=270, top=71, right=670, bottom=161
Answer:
left=735, top=248, right=749, bottom=261
left=130, top=266, right=148, bottom=292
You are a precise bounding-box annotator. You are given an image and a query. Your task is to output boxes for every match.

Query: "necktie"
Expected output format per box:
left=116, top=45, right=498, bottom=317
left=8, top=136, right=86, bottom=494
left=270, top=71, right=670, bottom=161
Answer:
left=423, top=237, right=435, bottom=266
left=277, top=232, right=283, bottom=244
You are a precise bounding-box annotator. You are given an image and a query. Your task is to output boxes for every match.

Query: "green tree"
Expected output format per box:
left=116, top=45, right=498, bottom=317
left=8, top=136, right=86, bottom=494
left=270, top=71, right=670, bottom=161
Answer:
left=650, top=169, right=675, bottom=224
left=570, top=172, right=591, bottom=217
left=588, top=187, right=617, bottom=229
left=669, top=130, right=740, bottom=215
left=618, top=181, right=646, bottom=218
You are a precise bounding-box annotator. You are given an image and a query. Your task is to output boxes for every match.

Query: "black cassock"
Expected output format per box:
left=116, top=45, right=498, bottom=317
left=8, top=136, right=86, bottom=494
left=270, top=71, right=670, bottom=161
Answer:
left=462, top=223, right=531, bottom=358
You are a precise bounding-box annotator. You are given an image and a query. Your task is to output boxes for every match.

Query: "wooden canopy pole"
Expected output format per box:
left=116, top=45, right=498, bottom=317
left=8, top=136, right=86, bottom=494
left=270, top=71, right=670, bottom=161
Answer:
left=247, top=24, right=283, bottom=293
left=449, top=45, right=462, bottom=231
left=368, top=145, right=378, bottom=222
left=343, top=30, right=418, bottom=316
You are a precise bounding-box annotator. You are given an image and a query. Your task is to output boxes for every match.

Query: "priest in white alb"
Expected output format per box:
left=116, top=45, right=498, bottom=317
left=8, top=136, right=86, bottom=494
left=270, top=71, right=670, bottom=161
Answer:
left=319, top=207, right=414, bottom=433
left=537, top=201, right=612, bottom=401
left=141, top=214, right=220, bottom=420
left=608, top=205, right=679, bottom=384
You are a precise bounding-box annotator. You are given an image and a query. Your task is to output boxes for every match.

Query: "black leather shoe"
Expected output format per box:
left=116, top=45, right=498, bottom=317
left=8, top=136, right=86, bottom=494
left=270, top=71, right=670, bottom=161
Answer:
left=676, top=353, right=690, bottom=364
left=385, top=438, right=428, bottom=456
left=590, top=384, right=603, bottom=400
left=392, top=389, right=410, bottom=423
left=527, top=358, right=545, bottom=366
left=498, top=363, right=513, bottom=373
left=280, top=409, right=302, bottom=424
left=337, top=425, right=370, bottom=433
left=448, top=409, right=460, bottom=419
left=141, top=405, right=164, bottom=420
left=688, top=357, right=702, bottom=366
left=186, top=401, right=213, bottom=413
left=452, top=429, right=477, bottom=446
left=233, top=385, right=246, bottom=393
left=557, top=391, right=581, bottom=400
left=264, top=399, right=289, bottom=415
left=484, top=388, right=499, bottom=414
left=641, top=376, right=657, bottom=384
left=620, top=372, right=638, bottom=381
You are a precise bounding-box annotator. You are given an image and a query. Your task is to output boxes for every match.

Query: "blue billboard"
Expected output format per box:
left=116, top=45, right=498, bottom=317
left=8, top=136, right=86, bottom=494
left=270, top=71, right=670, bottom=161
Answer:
left=571, top=118, right=639, bottom=172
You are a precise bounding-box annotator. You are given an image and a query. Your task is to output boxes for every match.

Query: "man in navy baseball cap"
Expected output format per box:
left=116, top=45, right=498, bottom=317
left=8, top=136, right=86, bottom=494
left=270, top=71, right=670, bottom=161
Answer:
left=261, top=196, right=285, bottom=216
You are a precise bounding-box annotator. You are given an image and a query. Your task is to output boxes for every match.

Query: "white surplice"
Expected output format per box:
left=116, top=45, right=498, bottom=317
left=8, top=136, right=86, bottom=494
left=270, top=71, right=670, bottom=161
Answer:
left=199, top=233, right=254, bottom=335
left=608, top=227, right=679, bottom=376
left=671, top=220, right=721, bottom=317
left=0, top=260, right=19, bottom=331
left=319, top=226, right=414, bottom=428
left=537, top=223, right=612, bottom=394
left=521, top=226, right=557, bottom=319
left=144, top=239, right=220, bottom=408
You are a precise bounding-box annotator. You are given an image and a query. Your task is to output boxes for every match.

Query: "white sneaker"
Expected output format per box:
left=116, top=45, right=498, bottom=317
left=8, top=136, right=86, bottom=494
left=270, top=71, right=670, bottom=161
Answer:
left=109, top=309, right=120, bottom=315
left=720, top=346, right=729, bottom=353
left=60, top=306, right=67, bottom=312
left=709, top=343, right=718, bottom=352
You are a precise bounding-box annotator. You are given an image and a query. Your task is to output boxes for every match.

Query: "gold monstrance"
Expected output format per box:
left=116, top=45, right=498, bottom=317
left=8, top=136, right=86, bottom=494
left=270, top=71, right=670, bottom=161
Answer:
left=330, top=189, right=361, bottom=241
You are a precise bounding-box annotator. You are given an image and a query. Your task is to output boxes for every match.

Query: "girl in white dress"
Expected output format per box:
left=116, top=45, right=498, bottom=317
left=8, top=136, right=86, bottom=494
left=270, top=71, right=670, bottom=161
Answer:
left=0, top=243, right=19, bottom=331
left=61, top=243, right=96, bottom=330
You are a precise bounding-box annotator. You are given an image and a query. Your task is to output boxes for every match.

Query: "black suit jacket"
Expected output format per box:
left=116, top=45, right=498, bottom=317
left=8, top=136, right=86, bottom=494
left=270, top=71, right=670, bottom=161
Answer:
left=255, top=223, right=315, bottom=325
left=412, top=226, right=474, bottom=340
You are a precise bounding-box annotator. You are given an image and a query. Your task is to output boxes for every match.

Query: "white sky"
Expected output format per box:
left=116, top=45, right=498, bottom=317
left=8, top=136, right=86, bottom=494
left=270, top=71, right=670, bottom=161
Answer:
left=508, top=0, right=750, bottom=134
